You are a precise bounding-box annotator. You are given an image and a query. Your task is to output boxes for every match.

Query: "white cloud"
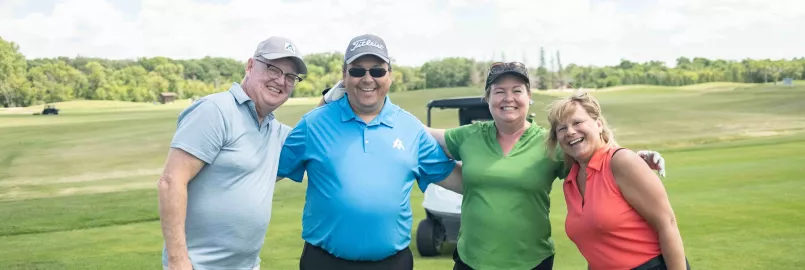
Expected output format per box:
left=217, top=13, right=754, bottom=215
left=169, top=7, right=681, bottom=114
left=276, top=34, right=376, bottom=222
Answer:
left=0, top=0, right=137, bottom=57
left=0, top=0, right=802, bottom=68
left=0, top=0, right=455, bottom=62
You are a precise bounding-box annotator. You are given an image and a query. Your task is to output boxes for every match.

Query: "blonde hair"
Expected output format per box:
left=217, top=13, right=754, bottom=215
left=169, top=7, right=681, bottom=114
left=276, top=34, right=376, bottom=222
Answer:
left=545, top=91, right=619, bottom=167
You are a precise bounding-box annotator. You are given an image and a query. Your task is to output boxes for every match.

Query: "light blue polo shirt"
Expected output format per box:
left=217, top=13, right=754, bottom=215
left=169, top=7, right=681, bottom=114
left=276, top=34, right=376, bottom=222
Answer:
left=163, top=83, right=291, bottom=270
left=277, top=94, right=456, bottom=261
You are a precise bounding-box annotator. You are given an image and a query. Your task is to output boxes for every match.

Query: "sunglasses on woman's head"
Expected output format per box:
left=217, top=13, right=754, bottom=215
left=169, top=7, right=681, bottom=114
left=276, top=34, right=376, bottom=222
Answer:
left=348, top=67, right=388, bottom=78
left=489, top=62, right=527, bottom=73
left=489, top=61, right=526, bottom=67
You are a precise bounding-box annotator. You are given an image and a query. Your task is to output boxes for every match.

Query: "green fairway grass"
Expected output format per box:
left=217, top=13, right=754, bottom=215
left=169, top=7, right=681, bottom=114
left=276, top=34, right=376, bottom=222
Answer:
left=1, top=83, right=803, bottom=269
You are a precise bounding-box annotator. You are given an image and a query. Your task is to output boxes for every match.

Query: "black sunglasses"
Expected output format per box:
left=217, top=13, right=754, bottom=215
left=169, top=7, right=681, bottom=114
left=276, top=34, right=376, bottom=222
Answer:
left=348, top=67, right=388, bottom=78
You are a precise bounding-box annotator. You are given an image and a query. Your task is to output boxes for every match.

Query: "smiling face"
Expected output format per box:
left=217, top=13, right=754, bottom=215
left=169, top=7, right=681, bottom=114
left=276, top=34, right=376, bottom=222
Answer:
left=343, top=55, right=392, bottom=114
left=486, top=74, right=531, bottom=124
left=546, top=92, right=619, bottom=166
left=554, top=102, right=605, bottom=162
left=242, top=57, right=300, bottom=116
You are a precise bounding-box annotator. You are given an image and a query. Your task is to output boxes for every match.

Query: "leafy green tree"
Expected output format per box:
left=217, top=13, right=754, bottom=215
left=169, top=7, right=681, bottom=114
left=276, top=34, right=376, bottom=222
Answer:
left=0, top=37, right=29, bottom=107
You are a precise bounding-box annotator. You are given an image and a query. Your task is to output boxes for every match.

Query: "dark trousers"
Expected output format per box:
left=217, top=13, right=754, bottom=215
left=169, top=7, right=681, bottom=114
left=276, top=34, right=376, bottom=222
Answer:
left=452, top=248, right=555, bottom=270
left=299, top=242, right=413, bottom=270
left=632, top=255, right=692, bottom=270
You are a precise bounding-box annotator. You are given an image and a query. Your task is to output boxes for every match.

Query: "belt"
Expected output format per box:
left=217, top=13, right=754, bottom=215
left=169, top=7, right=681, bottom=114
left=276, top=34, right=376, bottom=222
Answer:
left=632, top=255, right=691, bottom=270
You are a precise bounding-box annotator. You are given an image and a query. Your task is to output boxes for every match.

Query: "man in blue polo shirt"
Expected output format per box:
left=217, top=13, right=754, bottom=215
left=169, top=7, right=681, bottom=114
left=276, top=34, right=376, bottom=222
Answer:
left=158, top=36, right=307, bottom=270
left=277, top=34, right=463, bottom=270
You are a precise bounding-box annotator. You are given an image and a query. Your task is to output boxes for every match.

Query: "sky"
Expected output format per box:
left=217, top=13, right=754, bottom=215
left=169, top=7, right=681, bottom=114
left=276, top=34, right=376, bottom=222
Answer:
left=1, top=0, right=803, bottom=68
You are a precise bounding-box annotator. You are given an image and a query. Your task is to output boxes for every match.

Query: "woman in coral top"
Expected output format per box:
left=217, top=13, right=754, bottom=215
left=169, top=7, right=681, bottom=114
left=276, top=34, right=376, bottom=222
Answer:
left=545, top=92, right=690, bottom=270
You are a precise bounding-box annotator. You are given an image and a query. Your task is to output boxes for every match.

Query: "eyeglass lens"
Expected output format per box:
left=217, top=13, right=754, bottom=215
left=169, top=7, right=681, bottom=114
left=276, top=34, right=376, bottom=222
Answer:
left=266, top=65, right=300, bottom=85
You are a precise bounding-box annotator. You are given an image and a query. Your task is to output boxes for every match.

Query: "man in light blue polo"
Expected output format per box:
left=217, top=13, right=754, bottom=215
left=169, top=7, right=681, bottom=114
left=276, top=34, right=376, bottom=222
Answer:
left=157, top=36, right=307, bottom=270
left=277, top=34, right=463, bottom=270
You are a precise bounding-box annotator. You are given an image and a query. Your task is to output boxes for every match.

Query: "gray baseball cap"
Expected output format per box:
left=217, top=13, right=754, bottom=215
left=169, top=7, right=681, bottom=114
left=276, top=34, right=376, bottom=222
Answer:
left=344, top=34, right=390, bottom=64
left=253, top=36, right=308, bottom=74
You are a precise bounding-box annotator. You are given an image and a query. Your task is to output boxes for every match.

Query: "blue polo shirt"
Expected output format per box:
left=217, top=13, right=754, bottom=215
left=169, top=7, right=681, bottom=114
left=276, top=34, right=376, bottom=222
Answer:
left=277, top=94, right=456, bottom=261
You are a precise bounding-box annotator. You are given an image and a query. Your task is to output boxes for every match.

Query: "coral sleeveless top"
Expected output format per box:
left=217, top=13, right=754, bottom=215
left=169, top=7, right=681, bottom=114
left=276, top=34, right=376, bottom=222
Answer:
left=564, top=147, right=661, bottom=270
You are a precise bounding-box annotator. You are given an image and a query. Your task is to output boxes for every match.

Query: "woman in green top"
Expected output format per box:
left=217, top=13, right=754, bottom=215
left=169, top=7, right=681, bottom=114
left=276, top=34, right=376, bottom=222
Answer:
left=427, top=62, right=666, bottom=270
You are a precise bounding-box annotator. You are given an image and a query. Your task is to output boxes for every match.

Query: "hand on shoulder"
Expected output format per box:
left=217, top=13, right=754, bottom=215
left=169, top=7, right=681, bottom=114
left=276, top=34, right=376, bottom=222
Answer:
left=611, top=148, right=666, bottom=200
left=611, top=149, right=654, bottom=178
left=322, top=81, right=346, bottom=104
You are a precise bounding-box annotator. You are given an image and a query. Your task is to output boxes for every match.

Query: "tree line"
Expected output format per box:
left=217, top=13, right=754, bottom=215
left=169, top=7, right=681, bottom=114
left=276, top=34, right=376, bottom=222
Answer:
left=2, top=36, right=804, bottom=108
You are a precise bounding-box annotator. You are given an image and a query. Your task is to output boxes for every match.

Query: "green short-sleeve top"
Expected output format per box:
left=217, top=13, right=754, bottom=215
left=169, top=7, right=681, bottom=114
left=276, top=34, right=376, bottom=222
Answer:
left=444, top=119, right=569, bottom=270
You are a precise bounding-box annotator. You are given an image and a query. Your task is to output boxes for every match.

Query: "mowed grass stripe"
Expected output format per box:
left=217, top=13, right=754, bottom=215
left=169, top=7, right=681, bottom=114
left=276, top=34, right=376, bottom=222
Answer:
left=0, top=116, right=176, bottom=185
left=0, top=174, right=158, bottom=202
left=0, top=189, right=159, bottom=236
left=0, top=221, right=165, bottom=270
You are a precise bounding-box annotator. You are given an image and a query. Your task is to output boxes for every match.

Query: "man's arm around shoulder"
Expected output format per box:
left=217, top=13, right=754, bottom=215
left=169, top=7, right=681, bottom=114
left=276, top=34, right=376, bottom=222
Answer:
left=277, top=117, right=310, bottom=182
left=435, top=162, right=463, bottom=194
left=416, top=128, right=462, bottom=194
left=423, top=126, right=454, bottom=160
left=275, top=122, right=293, bottom=182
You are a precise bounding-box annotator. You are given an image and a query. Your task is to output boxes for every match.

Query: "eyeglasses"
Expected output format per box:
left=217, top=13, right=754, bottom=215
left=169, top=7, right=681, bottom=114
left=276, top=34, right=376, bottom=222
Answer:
left=570, top=91, right=601, bottom=111
left=572, top=91, right=589, bottom=99
left=347, top=67, right=388, bottom=78
left=485, top=61, right=531, bottom=89
left=489, top=62, right=528, bottom=74
left=254, top=58, right=303, bottom=86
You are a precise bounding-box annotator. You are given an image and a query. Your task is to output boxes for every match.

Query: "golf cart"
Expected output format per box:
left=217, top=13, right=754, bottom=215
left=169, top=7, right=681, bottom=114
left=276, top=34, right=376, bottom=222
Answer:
left=416, top=96, right=492, bottom=257
left=36, top=104, right=59, bottom=115
left=417, top=96, right=536, bottom=257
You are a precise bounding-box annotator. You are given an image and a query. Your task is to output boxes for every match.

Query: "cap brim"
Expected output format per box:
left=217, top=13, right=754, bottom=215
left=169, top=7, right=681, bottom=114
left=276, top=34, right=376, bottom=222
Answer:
left=345, top=52, right=390, bottom=65
left=258, top=53, right=308, bottom=74
left=486, top=71, right=530, bottom=88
